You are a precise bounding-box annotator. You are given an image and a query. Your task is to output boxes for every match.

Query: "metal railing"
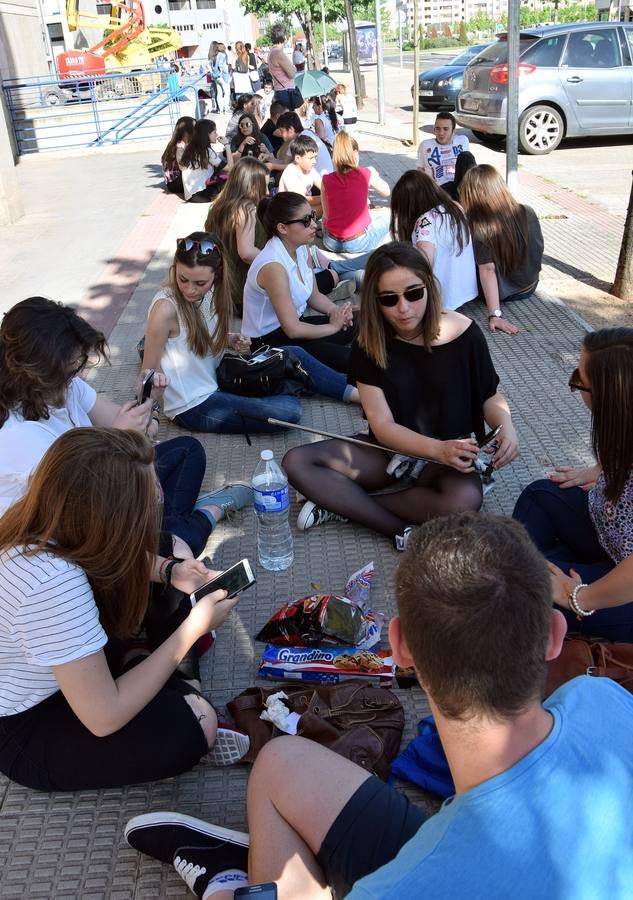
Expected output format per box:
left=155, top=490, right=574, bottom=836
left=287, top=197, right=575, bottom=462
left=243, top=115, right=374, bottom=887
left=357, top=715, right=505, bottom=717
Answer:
left=2, top=62, right=208, bottom=154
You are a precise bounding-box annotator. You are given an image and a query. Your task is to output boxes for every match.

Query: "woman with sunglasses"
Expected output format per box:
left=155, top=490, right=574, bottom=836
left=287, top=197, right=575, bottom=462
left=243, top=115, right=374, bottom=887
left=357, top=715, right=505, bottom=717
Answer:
left=513, top=328, right=633, bottom=641
left=0, top=428, right=249, bottom=792
left=283, top=242, right=518, bottom=548
left=242, top=192, right=356, bottom=373
left=179, top=119, right=233, bottom=203
left=229, top=113, right=274, bottom=162
left=141, top=232, right=357, bottom=435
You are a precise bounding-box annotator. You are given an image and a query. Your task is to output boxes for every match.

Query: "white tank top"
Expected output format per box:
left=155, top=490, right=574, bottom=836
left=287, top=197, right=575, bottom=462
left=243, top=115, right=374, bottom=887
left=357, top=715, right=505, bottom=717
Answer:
left=242, top=237, right=313, bottom=338
left=148, top=289, right=224, bottom=417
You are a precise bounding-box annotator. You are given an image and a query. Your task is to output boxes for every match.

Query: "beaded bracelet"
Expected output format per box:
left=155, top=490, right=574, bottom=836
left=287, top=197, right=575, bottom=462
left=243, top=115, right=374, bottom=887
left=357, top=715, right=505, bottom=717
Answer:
left=158, top=555, right=173, bottom=584
left=568, top=583, right=594, bottom=618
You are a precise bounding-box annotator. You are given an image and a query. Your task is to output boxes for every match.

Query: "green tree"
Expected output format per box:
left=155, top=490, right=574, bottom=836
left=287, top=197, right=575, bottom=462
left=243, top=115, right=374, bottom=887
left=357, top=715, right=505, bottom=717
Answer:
left=458, top=19, right=468, bottom=44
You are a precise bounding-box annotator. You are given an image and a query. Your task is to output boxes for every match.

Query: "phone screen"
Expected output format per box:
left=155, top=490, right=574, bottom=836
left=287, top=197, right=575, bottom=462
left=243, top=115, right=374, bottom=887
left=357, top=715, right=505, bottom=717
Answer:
left=138, top=370, right=154, bottom=405
left=191, top=559, right=255, bottom=605
left=235, top=884, right=277, bottom=899
left=478, top=424, right=502, bottom=449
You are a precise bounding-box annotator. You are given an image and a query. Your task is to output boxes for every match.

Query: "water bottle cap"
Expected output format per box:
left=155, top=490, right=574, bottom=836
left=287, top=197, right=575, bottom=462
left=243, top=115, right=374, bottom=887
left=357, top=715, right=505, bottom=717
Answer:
left=261, top=449, right=273, bottom=460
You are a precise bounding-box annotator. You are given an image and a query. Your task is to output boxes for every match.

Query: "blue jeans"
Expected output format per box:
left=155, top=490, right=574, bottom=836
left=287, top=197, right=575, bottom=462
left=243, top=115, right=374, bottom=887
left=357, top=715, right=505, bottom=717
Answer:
left=323, top=211, right=390, bottom=254
left=154, top=437, right=213, bottom=556
left=512, top=479, right=632, bottom=640
left=174, top=391, right=302, bottom=434
left=285, top=345, right=353, bottom=401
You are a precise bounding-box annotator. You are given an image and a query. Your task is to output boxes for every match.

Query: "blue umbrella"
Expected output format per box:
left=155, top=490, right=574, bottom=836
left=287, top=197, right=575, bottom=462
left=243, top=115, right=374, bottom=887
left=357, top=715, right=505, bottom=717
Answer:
left=294, top=69, right=337, bottom=98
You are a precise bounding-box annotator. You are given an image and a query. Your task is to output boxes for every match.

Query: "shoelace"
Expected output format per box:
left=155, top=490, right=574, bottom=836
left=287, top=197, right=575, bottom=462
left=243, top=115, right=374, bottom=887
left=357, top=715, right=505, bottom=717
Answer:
left=174, top=855, right=206, bottom=891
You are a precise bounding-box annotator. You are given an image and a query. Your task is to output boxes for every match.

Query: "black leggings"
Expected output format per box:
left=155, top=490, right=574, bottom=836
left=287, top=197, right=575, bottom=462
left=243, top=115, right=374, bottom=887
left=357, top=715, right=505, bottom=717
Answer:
left=252, top=312, right=357, bottom=375
left=283, top=436, right=483, bottom=538
left=0, top=654, right=208, bottom=792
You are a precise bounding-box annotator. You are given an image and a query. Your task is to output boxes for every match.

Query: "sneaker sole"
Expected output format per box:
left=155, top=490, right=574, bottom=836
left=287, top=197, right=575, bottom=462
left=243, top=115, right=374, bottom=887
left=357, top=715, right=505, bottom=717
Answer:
left=207, top=727, right=250, bottom=766
left=195, top=482, right=252, bottom=512
left=124, top=812, right=250, bottom=863
left=296, top=500, right=317, bottom=531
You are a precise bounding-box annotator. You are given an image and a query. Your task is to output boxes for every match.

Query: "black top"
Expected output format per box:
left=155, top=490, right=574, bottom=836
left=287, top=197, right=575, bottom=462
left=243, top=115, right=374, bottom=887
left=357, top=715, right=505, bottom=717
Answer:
left=348, top=320, right=499, bottom=442
left=472, top=205, right=544, bottom=301
left=262, top=118, right=284, bottom=153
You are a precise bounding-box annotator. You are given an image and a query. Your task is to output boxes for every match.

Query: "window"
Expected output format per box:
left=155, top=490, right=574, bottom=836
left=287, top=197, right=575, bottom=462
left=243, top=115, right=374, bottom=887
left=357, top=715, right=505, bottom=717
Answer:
left=196, top=0, right=216, bottom=8
left=522, top=35, right=564, bottom=67
left=169, top=0, right=191, bottom=8
left=562, top=29, right=621, bottom=68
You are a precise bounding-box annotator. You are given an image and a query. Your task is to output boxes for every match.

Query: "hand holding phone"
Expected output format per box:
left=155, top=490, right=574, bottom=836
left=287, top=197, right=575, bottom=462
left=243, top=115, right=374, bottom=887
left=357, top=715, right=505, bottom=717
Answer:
left=478, top=424, right=502, bottom=449
left=190, top=558, right=255, bottom=605
left=137, top=369, right=155, bottom=406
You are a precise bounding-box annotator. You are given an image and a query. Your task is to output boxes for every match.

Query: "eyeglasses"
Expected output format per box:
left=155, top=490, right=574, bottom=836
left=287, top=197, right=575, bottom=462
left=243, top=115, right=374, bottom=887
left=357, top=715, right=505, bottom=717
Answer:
left=376, top=285, right=427, bottom=308
left=177, top=238, right=222, bottom=265
left=239, top=120, right=253, bottom=128
left=568, top=367, right=591, bottom=395
left=284, top=212, right=319, bottom=228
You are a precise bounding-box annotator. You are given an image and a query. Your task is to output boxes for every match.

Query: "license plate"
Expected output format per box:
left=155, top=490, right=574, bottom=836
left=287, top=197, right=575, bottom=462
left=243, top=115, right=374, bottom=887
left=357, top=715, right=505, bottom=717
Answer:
left=419, top=90, right=434, bottom=96
left=461, top=98, right=480, bottom=111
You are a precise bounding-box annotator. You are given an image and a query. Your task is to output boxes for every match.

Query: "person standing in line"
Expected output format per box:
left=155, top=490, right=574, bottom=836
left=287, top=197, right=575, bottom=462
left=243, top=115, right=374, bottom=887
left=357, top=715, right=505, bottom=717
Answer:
left=293, top=41, right=306, bottom=71
left=417, top=112, right=469, bottom=187
left=245, top=42, right=261, bottom=91
left=268, top=24, right=300, bottom=110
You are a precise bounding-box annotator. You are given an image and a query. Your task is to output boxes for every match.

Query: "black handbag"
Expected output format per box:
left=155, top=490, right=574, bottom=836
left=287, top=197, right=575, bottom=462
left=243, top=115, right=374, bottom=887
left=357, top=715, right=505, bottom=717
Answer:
left=217, top=347, right=314, bottom=398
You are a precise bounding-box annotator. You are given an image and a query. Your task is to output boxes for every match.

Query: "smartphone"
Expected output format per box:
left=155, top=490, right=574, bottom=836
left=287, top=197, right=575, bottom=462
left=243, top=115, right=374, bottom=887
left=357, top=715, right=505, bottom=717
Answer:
left=235, top=885, right=277, bottom=899
left=137, top=369, right=155, bottom=405
left=478, top=424, right=502, bottom=449
left=190, top=558, right=255, bottom=605
left=247, top=349, right=282, bottom=366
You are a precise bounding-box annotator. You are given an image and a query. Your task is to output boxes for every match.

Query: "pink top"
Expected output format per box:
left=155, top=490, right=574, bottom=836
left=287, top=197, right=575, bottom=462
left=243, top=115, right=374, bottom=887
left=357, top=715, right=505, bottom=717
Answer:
left=322, top=167, right=372, bottom=239
left=268, top=47, right=295, bottom=90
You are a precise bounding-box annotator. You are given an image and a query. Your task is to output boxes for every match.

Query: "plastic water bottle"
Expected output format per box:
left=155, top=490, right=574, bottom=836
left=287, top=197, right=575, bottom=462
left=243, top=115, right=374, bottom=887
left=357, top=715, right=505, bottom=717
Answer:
left=252, top=449, right=294, bottom=571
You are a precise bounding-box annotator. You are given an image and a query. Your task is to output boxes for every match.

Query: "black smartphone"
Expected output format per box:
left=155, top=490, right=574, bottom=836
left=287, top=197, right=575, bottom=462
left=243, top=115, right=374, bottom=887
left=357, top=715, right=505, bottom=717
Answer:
left=235, top=885, right=277, bottom=899
left=478, top=424, right=502, bottom=449
left=137, top=369, right=155, bottom=405
left=190, top=558, right=256, bottom=605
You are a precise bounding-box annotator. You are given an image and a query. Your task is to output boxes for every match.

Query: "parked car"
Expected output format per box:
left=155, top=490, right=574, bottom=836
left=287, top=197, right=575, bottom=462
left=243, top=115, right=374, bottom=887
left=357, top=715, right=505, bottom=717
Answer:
left=456, top=21, right=633, bottom=155
left=411, top=43, right=491, bottom=110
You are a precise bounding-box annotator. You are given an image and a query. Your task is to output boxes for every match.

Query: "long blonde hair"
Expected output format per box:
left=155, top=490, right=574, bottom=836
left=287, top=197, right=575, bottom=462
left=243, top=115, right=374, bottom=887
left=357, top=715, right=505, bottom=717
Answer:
left=332, top=130, right=359, bottom=175
left=167, top=231, right=232, bottom=357
left=0, top=428, right=159, bottom=639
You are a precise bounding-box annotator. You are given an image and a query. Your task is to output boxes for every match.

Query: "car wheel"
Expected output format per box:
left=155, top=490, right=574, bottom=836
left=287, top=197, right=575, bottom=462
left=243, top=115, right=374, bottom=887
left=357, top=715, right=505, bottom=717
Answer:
left=44, top=90, right=65, bottom=106
left=519, top=105, right=564, bottom=155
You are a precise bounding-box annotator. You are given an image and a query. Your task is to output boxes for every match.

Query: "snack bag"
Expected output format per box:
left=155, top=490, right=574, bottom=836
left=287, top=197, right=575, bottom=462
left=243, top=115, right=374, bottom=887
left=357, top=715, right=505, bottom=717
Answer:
left=258, top=644, right=395, bottom=684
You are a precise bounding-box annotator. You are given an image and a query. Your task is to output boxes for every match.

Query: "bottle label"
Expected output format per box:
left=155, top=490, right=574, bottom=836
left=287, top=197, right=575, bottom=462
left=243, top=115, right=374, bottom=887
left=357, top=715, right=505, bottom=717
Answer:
left=254, top=487, right=289, bottom=513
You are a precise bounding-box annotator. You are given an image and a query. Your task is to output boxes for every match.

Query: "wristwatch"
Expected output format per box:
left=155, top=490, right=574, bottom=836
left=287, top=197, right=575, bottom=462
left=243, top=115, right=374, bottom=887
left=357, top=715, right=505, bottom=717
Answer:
left=488, top=308, right=503, bottom=319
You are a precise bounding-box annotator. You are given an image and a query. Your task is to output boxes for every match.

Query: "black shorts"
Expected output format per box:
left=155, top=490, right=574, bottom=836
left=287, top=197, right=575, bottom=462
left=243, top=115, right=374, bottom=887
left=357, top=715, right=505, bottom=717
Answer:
left=315, top=775, right=426, bottom=898
left=315, top=267, right=336, bottom=295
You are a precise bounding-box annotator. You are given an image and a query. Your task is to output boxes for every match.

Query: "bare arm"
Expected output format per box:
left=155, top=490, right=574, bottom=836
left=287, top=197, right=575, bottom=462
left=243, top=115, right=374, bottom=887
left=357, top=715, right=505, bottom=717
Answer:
left=142, top=297, right=178, bottom=374
left=478, top=262, right=519, bottom=336
left=482, top=392, right=519, bottom=469
left=313, top=118, right=325, bottom=141
left=549, top=554, right=633, bottom=614
left=257, top=262, right=344, bottom=340
left=368, top=166, right=390, bottom=197
left=415, top=240, right=435, bottom=267
left=235, top=206, right=260, bottom=264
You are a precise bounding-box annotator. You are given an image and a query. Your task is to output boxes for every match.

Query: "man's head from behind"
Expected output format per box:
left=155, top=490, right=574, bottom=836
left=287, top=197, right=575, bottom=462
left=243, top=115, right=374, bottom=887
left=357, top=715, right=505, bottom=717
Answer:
left=434, top=112, right=456, bottom=145
left=393, top=513, right=561, bottom=721
left=276, top=111, right=302, bottom=143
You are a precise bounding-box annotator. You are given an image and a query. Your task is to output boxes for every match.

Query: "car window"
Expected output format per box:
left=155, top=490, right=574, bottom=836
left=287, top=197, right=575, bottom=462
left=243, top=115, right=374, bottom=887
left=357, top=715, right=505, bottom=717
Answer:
left=451, top=46, right=484, bottom=66
left=467, top=37, right=537, bottom=66
left=562, top=29, right=621, bottom=68
left=521, top=35, right=565, bottom=67
left=625, top=28, right=633, bottom=63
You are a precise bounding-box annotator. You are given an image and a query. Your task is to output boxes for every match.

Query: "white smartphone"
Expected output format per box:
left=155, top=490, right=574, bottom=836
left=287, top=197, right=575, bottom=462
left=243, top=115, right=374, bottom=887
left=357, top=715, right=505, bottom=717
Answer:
left=190, top=558, right=255, bottom=605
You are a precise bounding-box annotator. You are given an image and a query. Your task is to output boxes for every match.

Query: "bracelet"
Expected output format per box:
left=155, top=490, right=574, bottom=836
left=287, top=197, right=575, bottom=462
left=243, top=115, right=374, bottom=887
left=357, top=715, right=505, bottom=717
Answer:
left=152, top=400, right=161, bottom=414
left=158, top=555, right=173, bottom=584
left=164, top=557, right=183, bottom=588
left=151, top=414, right=160, bottom=425
left=568, top=583, right=594, bottom=618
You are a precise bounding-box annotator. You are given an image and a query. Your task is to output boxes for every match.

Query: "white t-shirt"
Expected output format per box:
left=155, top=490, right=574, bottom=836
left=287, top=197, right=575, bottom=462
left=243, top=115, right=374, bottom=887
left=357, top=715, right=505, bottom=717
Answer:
left=256, top=88, right=274, bottom=119
left=412, top=206, right=478, bottom=311
left=242, top=237, right=313, bottom=338
left=313, top=112, right=339, bottom=146
left=299, top=129, right=333, bottom=177
left=0, top=377, right=96, bottom=516
left=181, top=147, right=225, bottom=201
left=417, top=135, right=469, bottom=185
left=148, top=289, right=224, bottom=417
left=278, top=163, right=318, bottom=197
left=0, top=547, right=107, bottom=715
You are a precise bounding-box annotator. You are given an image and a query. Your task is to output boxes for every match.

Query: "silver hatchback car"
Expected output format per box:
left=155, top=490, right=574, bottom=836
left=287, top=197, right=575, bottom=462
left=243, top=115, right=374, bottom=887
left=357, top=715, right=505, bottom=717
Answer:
left=456, top=21, right=633, bottom=154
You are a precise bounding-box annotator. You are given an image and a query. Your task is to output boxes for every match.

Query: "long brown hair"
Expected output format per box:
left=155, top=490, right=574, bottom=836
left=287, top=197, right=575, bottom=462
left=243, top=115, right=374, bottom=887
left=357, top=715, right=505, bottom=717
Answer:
left=161, top=115, right=195, bottom=171
left=0, top=297, right=108, bottom=428
left=0, top=428, right=159, bottom=639
left=167, top=231, right=231, bottom=357
left=584, top=328, right=633, bottom=502
left=359, top=242, right=442, bottom=369
left=180, top=119, right=216, bottom=170
left=459, top=164, right=529, bottom=275
left=390, top=169, right=468, bottom=255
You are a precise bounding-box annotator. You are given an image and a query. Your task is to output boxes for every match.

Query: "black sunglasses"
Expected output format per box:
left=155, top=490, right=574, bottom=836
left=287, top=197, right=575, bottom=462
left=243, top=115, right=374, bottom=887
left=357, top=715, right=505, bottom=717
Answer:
left=376, top=285, right=426, bottom=308
left=568, top=367, right=591, bottom=395
left=284, top=212, right=319, bottom=228
left=177, top=238, right=222, bottom=265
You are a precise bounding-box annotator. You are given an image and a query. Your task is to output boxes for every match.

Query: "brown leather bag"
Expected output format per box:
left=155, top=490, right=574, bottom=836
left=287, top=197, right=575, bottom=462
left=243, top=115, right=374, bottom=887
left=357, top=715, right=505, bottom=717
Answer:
left=545, top=637, right=633, bottom=697
left=227, top=680, right=405, bottom=780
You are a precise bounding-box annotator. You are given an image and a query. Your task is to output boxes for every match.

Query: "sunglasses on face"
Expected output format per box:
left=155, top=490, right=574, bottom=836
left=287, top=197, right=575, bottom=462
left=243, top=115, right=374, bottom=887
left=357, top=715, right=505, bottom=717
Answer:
left=240, top=120, right=253, bottom=128
left=568, top=367, right=591, bottom=394
left=376, top=284, right=427, bottom=308
left=284, top=211, right=319, bottom=228
left=177, top=238, right=222, bottom=265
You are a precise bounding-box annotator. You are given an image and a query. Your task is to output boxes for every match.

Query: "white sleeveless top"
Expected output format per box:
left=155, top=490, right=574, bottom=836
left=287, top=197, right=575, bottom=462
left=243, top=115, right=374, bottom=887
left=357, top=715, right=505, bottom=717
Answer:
left=242, top=237, right=313, bottom=338
left=148, top=289, right=224, bottom=417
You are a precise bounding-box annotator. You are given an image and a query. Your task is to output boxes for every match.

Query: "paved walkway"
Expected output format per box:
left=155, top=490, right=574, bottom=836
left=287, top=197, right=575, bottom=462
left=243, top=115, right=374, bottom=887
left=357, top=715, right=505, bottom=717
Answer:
left=0, top=78, right=624, bottom=898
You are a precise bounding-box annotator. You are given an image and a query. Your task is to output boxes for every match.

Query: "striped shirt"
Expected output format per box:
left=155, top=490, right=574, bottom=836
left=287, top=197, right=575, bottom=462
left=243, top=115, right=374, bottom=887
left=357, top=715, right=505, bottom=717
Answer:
left=0, top=547, right=107, bottom=716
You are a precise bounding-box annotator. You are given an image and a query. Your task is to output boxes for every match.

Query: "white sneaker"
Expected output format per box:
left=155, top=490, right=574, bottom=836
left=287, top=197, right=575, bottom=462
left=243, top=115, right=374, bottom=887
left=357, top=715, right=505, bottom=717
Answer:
left=394, top=526, right=414, bottom=551
left=297, top=500, right=348, bottom=531
left=207, top=725, right=250, bottom=766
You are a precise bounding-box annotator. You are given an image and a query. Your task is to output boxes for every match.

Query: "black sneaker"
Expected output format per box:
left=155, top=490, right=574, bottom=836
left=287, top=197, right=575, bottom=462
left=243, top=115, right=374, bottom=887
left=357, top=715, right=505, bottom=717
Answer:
left=297, top=500, right=348, bottom=531
left=173, top=845, right=249, bottom=898
left=124, top=811, right=249, bottom=865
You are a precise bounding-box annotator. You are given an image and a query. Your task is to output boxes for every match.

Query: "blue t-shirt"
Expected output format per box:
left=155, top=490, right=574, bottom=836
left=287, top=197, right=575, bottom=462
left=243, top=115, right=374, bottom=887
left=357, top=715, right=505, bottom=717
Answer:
left=349, top=677, right=633, bottom=899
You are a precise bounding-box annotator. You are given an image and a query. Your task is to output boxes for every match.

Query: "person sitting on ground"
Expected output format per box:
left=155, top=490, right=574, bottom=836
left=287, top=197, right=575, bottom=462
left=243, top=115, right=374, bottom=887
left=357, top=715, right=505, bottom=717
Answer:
left=256, top=76, right=275, bottom=120
left=390, top=169, right=477, bottom=312
left=417, top=111, right=469, bottom=187
left=141, top=232, right=357, bottom=435
left=125, top=511, right=633, bottom=899
left=268, top=25, right=298, bottom=109
left=442, top=148, right=476, bottom=201
left=460, top=164, right=544, bottom=336
left=261, top=99, right=288, bottom=155
left=283, top=242, right=518, bottom=547
left=0, top=297, right=247, bottom=559
left=335, top=82, right=357, bottom=127
left=204, top=156, right=269, bottom=314
left=224, top=94, right=256, bottom=142
left=278, top=134, right=323, bottom=217
left=311, top=94, right=342, bottom=146
left=321, top=131, right=391, bottom=255
left=242, top=193, right=357, bottom=375
left=0, top=428, right=250, bottom=793
left=276, top=111, right=333, bottom=177
left=179, top=119, right=233, bottom=203
left=161, top=115, right=195, bottom=195
left=514, top=327, right=633, bottom=642
left=229, top=112, right=274, bottom=162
